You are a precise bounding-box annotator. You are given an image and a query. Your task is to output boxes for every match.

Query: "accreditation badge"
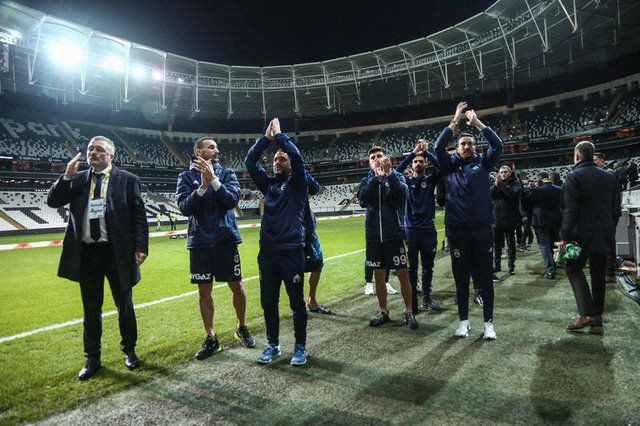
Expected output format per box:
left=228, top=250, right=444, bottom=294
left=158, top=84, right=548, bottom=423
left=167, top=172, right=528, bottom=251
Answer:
left=88, top=199, right=105, bottom=219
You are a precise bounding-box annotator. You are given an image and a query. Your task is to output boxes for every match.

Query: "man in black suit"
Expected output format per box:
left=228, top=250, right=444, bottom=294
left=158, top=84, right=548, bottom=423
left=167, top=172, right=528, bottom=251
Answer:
left=47, top=136, right=149, bottom=380
left=612, top=161, right=628, bottom=191
left=491, top=165, right=522, bottom=276
left=560, top=141, right=618, bottom=331
left=594, top=152, right=622, bottom=281
left=628, top=159, right=638, bottom=188
left=523, top=172, right=563, bottom=279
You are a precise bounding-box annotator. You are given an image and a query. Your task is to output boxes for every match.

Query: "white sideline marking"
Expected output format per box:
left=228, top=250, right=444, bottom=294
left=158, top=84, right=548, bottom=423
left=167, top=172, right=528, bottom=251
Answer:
left=0, top=213, right=366, bottom=251
left=0, top=248, right=366, bottom=344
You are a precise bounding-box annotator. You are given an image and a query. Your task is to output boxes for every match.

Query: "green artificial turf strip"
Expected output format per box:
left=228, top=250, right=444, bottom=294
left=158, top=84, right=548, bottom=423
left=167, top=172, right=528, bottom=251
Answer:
left=1, top=215, right=639, bottom=424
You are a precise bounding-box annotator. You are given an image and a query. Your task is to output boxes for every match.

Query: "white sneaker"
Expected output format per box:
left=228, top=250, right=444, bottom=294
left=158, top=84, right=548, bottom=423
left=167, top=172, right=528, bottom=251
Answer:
left=454, top=320, right=470, bottom=338
left=385, top=282, right=398, bottom=295
left=364, top=282, right=375, bottom=295
left=483, top=321, right=497, bottom=340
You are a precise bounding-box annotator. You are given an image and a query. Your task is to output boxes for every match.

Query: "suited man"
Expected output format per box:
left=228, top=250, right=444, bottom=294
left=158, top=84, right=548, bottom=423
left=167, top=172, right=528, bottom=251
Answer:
left=560, top=141, right=618, bottom=330
left=491, top=165, right=521, bottom=276
left=628, top=160, right=638, bottom=188
left=612, top=161, right=628, bottom=190
left=47, top=136, right=149, bottom=380
left=523, top=171, right=562, bottom=279
left=594, top=152, right=622, bottom=281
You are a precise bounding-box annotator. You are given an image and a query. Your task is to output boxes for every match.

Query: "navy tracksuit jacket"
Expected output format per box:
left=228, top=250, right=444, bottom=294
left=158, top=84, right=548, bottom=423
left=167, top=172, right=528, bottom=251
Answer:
left=245, top=133, right=308, bottom=346
left=396, top=151, right=442, bottom=295
left=176, top=162, right=241, bottom=249
left=435, top=126, right=503, bottom=322
left=357, top=169, right=408, bottom=243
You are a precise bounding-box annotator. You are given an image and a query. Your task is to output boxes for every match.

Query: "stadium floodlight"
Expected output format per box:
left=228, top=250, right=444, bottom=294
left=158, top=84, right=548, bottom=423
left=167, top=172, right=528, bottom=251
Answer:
left=50, top=40, right=84, bottom=67
left=100, top=55, right=124, bottom=72
left=152, top=69, right=163, bottom=81
left=177, top=77, right=184, bottom=84
left=132, top=65, right=145, bottom=78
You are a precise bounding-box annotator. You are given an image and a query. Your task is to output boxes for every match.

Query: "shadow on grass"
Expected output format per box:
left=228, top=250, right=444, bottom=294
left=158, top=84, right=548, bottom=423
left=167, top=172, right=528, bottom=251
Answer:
left=138, top=358, right=387, bottom=425
left=531, top=335, right=613, bottom=423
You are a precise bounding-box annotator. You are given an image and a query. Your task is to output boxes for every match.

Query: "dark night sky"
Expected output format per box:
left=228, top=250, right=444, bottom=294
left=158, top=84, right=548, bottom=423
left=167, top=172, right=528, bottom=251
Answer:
left=19, top=0, right=495, bottom=66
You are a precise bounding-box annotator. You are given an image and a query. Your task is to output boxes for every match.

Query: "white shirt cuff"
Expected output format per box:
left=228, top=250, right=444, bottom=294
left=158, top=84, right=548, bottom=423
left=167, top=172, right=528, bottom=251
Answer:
left=196, top=187, right=206, bottom=196
left=211, top=177, right=221, bottom=191
left=63, top=175, right=72, bottom=181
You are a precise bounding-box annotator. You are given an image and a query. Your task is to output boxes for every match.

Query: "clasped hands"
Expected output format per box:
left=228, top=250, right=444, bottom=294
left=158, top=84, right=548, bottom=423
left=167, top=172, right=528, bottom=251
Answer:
left=193, top=157, right=215, bottom=190
left=374, top=157, right=392, bottom=179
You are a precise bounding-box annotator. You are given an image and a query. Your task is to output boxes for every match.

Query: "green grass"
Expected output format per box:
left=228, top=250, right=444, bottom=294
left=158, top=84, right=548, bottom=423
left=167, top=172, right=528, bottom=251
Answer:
left=0, top=218, right=267, bottom=244
left=1, top=215, right=639, bottom=424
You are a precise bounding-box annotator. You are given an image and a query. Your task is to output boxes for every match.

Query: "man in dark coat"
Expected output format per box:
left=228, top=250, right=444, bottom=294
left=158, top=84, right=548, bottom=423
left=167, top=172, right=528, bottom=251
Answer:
left=627, top=159, right=638, bottom=188
left=491, top=165, right=521, bottom=275
left=47, top=136, right=149, bottom=380
left=523, top=171, right=563, bottom=279
left=613, top=161, right=628, bottom=191
left=560, top=141, right=618, bottom=330
left=594, top=152, right=622, bottom=281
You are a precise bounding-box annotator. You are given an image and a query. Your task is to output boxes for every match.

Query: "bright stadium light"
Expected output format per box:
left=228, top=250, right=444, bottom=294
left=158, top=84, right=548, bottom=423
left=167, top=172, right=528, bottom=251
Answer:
left=132, top=65, right=145, bottom=78
left=100, top=55, right=124, bottom=72
left=152, top=69, right=163, bottom=81
left=177, top=77, right=184, bottom=84
left=50, top=40, right=84, bottom=67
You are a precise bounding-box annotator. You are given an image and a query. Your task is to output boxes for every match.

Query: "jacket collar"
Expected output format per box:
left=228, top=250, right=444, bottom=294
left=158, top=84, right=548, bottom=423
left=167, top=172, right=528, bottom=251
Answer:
left=273, top=171, right=288, bottom=183
left=573, top=160, right=596, bottom=170
left=189, top=161, right=222, bottom=173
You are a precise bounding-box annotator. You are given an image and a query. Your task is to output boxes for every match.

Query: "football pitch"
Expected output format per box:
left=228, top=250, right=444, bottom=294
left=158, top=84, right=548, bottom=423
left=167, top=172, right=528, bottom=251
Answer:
left=1, top=214, right=639, bottom=424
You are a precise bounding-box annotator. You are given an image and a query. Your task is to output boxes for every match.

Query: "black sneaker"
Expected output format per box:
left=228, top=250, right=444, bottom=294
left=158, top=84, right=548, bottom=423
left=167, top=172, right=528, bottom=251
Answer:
left=509, top=268, right=515, bottom=276
left=234, top=326, right=257, bottom=348
left=404, top=312, right=419, bottom=330
left=369, top=311, right=391, bottom=327
left=421, top=295, right=442, bottom=312
left=195, top=335, right=221, bottom=360
left=492, top=273, right=500, bottom=282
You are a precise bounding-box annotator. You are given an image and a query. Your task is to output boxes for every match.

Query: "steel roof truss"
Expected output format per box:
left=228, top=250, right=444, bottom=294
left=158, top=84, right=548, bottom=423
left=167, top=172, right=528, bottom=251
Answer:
left=556, top=0, right=578, bottom=32
left=525, top=0, right=549, bottom=52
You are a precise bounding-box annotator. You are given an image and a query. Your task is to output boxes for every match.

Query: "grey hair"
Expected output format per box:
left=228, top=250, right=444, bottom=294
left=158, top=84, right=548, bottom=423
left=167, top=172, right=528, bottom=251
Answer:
left=89, top=136, right=116, bottom=156
left=575, top=141, right=595, bottom=161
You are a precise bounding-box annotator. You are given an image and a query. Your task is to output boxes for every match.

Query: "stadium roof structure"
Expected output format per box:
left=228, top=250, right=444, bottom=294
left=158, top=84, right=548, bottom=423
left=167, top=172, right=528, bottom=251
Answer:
left=0, top=0, right=639, bottom=121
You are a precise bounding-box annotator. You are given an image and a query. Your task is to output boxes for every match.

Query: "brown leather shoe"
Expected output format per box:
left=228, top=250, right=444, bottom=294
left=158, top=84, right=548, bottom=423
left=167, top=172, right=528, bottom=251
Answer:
left=591, top=315, right=603, bottom=327
left=567, top=315, right=598, bottom=330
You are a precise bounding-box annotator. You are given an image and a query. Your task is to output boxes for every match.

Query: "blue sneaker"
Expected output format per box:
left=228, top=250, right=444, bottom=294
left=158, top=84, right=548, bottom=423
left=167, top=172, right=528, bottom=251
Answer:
left=257, top=344, right=281, bottom=364
left=290, top=344, right=308, bottom=366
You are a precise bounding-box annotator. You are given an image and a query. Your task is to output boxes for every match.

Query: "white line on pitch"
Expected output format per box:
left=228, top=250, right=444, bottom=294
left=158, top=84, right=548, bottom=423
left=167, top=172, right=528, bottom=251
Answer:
left=0, top=248, right=366, bottom=344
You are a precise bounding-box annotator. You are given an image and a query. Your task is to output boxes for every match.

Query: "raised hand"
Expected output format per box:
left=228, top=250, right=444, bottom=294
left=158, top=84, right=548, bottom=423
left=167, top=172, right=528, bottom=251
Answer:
left=454, top=101, right=468, bottom=122
left=465, top=109, right=477, bottom=126
left=271, top=118, right=281, bottom=135
left=194, top=156, right=214, bottom=189
left=414, top=139, right=428, bottom=154
left=65, top=152, right=83, bottom=179
left=381, top=156, right=391, bottom=175
left=265, top=120, right=275, bottom=141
